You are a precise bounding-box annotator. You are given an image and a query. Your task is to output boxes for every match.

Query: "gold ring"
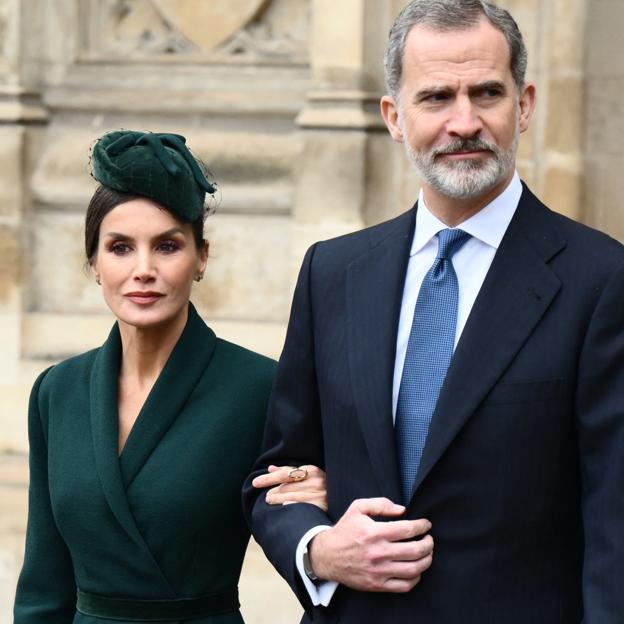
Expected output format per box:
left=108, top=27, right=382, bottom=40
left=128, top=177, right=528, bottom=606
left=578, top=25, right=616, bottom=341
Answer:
left=288, top=467, right=308, bottom=482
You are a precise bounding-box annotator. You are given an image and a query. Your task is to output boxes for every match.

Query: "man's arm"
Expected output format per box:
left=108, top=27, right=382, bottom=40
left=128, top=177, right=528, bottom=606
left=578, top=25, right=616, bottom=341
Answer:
left=242, top=244, right=434, bottom=609
left=242, top=244, right=332, bottom=609
left=576, top=262, right=624, bottom=622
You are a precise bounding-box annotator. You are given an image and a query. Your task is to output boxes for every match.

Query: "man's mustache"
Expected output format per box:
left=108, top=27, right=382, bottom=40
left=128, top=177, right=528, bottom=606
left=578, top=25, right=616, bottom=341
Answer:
left=432, top=139, right=497, bottom=157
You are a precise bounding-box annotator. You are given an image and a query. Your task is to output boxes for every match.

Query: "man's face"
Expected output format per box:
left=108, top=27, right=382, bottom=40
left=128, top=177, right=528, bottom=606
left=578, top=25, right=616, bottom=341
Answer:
left=382, top=17, right=535, bottom=206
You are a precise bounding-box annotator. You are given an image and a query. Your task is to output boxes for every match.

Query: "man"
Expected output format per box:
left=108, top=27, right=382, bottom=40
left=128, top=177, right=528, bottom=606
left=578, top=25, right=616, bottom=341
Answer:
left=243, top=1, right=624, bottom=622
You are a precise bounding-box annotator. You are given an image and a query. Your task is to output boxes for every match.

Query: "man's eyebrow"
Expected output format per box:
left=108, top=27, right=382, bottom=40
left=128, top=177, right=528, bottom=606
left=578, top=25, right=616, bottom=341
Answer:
left=413, top=86, right=453, bottom=101
left=469, top=80, right=507, bottom=94
left=412, top=80, right=508, bottom=102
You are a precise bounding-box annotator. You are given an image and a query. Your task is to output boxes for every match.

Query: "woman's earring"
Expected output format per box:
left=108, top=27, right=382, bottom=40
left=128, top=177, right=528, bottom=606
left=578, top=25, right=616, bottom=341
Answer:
left=95, top=276, right=101, bottom=285
left=195, top=274, right=203, bottom=282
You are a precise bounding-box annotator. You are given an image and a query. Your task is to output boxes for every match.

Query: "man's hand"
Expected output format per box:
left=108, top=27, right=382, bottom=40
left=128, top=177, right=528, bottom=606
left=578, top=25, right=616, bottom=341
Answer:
left=308, top=497, right=433, bottom=592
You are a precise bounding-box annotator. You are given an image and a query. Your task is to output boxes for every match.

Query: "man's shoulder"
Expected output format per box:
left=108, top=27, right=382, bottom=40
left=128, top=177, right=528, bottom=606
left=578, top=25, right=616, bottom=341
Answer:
left=520, top=185, right=624, bottom=265
left=311, top=206, right=415, bottom=263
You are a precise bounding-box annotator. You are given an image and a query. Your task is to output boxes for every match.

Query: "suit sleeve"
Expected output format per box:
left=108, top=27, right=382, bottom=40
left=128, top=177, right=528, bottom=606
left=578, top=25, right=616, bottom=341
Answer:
left=14, top=368, right=76, bottom=623
left=576, top=261, right=624, bottom=623
left=242, top=243, right=334, bottom=611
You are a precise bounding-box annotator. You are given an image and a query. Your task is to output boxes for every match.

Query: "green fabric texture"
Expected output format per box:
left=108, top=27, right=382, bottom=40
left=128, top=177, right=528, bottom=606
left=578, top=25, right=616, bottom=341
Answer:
left=14, top=304, right=276, bottom=624
left=91, top=130, right=216, bottom=222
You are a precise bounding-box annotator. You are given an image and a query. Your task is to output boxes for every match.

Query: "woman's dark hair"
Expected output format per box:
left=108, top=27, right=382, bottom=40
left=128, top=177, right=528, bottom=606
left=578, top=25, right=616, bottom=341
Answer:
left=85, top=185, right=206, bottom=263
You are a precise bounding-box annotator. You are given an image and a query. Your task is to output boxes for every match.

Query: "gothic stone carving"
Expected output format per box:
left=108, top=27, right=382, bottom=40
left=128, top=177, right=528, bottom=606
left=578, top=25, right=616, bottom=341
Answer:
left=80, top=0, right=308, bottom=63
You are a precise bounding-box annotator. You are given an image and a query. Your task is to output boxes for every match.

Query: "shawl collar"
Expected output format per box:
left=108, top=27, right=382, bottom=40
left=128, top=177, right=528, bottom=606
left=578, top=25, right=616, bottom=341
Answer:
left=118, top=304, right=217, bottom=488
left=346, top=208, right=416, bottom=503
left=409, top=186, right=566, bottom=498
left=89, top=303, right=216, bottom=578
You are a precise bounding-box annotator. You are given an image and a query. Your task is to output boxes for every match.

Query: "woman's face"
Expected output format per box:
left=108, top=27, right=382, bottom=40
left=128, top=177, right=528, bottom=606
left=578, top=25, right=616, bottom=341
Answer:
left=91, top=198, right=207, bottom=331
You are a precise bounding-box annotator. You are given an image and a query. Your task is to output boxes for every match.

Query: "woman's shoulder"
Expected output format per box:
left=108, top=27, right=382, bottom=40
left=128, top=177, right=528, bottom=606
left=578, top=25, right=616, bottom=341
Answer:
left=38, top=347, right=101, bottom=391
left=31, top=347, right=105, bottom=419
left=28, top=347, right=102, bottom=430
left=213, top=338, right=277, bottom=377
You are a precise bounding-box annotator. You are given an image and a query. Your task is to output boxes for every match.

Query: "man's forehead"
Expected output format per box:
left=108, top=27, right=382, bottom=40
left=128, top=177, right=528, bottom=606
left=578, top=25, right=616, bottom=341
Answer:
left=402, top=19, right=512, bottom=85
left=404, top=18, right=510, bottom=63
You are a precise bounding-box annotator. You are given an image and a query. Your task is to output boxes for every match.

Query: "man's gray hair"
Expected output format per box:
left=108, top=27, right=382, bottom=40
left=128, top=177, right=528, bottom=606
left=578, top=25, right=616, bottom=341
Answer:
left=384, top=0, right=528, bottom=99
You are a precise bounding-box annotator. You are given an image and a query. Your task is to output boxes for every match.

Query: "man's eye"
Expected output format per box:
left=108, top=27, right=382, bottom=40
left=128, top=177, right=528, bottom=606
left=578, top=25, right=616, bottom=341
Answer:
left=427, top=93, right=448, bottom=102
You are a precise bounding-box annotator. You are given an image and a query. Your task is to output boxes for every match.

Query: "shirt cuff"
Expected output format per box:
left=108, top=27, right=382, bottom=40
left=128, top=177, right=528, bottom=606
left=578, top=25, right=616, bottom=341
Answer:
left=295, top=525, right=339, bottom=607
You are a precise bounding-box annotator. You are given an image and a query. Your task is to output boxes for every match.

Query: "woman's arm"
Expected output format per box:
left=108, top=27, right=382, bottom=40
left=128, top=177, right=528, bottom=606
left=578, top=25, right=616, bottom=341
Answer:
left=14, top=369, right=76, bottom=623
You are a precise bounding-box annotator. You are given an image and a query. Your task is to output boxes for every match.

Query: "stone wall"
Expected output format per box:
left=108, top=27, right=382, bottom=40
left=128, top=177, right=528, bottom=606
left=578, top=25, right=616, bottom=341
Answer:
left=1, top=1, right=622, bottom=622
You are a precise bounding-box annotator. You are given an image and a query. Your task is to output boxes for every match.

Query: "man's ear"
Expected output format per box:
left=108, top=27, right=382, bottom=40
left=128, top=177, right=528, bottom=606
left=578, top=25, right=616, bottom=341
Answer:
left=380, top=95, right=404, bottom=143
left=518, top=82, right=536, bottom=133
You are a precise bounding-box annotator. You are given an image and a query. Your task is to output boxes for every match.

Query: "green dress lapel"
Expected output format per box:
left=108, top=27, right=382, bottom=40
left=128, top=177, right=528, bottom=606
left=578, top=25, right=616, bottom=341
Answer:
left=118, top=303, right=217, bottom=489
left=89, top=303, right=216, bottom=594
left=89, top=322, right=174, bottom=592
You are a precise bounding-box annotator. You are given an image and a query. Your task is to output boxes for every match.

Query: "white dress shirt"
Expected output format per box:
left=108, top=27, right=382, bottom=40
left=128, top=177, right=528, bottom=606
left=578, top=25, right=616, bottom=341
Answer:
left=296, top=172, right=523, bottom=606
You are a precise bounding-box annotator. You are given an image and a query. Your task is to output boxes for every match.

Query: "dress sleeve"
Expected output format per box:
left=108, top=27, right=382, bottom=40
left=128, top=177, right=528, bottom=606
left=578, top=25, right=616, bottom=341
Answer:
left=576, top=262, right=624, bottom=622
left=14, top=368, right=76, bottom=623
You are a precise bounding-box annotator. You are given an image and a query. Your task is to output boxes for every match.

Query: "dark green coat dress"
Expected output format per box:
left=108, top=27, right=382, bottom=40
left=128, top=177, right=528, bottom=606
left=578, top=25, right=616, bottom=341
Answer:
left=14, top=304, right=276, bottom=624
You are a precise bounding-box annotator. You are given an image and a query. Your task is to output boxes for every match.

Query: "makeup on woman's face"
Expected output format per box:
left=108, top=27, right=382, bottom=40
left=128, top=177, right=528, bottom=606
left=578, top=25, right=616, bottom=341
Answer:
left=92, top=198, right=207, bottom=331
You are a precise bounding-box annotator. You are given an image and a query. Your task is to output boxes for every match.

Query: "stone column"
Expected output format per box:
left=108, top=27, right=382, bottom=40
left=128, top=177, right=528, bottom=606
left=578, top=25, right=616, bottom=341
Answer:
left=292, top=0, right=397, bottom=269
left=584, top=0, right=624, bottom=241
left=499, top=0, right=587, bottom=219
left=0, top=0, right=47, bottom=613
left=0, top=0, right=47, bottom=449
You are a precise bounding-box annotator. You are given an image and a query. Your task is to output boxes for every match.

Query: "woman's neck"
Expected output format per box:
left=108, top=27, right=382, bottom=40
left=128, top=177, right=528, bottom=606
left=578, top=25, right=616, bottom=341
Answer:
left=117, top=307, right=189, bottom=386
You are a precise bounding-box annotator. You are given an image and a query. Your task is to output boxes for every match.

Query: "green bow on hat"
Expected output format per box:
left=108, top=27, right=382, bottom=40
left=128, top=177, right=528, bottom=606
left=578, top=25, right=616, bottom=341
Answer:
left=91, top=130, right=216, bottom=222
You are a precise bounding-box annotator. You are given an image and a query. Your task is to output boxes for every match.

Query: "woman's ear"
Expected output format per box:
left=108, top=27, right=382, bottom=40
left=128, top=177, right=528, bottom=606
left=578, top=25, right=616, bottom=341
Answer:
left=90, top=259, right=101, bottom=285
left=198, top=240, right=209, bottom=277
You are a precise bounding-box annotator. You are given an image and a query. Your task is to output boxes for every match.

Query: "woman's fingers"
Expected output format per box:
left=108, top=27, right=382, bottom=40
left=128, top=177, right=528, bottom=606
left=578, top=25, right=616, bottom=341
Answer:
left=251, top=466, right=294, bottom=489
left=252, top=464, right=326, bottom=489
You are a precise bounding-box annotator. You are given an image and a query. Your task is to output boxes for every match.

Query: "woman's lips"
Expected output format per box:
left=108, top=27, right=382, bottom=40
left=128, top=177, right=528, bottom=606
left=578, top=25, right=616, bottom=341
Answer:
left=124, top=292, right=165, bottom=305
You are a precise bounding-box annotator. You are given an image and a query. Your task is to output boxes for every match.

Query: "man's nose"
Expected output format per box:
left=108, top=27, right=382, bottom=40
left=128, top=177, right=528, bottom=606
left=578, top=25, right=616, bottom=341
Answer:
left=445, top=98, right=484, bottom=138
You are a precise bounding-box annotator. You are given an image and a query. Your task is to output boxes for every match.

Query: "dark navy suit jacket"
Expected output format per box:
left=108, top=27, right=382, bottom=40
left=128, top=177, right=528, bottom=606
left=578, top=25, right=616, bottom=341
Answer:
left=243, top=185, right=624, bottom=624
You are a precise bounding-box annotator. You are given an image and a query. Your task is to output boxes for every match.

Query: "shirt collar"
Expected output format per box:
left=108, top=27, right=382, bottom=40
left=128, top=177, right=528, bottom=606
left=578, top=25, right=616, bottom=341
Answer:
left=411, top=171, right=522, bottom=256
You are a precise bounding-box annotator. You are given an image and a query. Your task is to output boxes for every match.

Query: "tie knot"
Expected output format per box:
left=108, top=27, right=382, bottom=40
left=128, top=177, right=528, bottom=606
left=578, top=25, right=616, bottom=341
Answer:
left=436, top=228, right=471, bottom=260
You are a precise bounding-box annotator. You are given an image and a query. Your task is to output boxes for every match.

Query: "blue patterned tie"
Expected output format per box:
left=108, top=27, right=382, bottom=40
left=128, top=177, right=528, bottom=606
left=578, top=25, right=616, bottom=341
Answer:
left=396, top=228, right=471, bottom=503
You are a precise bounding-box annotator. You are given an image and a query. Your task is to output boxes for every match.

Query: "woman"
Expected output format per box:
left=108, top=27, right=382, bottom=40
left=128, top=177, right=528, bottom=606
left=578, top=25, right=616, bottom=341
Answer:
left=14, top=130, right=326, bottom=623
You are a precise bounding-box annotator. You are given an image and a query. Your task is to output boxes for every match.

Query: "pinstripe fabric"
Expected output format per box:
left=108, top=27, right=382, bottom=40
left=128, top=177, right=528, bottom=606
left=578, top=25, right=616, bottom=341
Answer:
left=396, top=228, right=471, bottom=503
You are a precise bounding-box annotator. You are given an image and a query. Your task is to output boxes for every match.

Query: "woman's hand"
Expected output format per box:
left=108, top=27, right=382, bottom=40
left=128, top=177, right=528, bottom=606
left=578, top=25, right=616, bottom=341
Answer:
left=252, top=464, right=328, bottom=512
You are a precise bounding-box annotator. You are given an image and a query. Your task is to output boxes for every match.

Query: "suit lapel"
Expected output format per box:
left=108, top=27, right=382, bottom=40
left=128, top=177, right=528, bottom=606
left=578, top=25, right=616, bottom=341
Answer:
left=410, top=189, right=566, bottom=496
left=119, top=303, right=217, bottom=488
left=346, top=209, right=415, bottom=503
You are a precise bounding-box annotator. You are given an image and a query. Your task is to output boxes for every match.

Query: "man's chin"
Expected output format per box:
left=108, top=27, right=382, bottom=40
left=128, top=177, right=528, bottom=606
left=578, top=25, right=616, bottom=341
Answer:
left=426, top=169, right=506, bottom=200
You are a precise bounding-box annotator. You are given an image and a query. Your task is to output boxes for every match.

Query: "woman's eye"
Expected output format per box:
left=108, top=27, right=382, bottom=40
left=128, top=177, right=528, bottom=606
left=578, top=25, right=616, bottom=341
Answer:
left=111, top=243, right=131, bottom=255
left=157, top=241, right=180, bottom=253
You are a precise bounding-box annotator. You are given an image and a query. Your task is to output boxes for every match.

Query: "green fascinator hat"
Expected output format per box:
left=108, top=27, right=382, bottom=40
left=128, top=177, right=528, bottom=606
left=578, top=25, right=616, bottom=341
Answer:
left=91, top=130, right=216, bottom=222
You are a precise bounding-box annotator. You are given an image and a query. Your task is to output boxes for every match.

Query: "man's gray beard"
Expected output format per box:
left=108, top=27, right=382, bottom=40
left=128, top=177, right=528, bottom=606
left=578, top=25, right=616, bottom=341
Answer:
left=403, top=133, right=518, bottom=200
